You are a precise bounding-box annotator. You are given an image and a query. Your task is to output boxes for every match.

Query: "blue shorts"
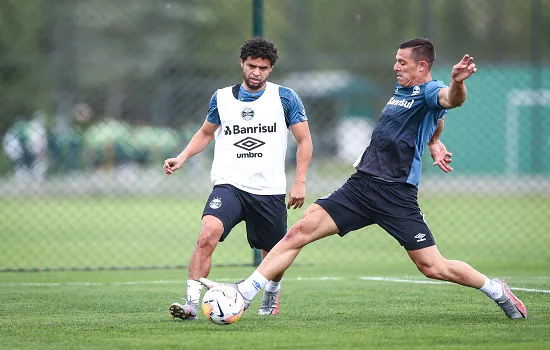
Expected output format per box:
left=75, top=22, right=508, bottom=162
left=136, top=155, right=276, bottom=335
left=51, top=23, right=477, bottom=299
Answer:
left=315, top=171, right=435, bottom=251
left=202, top=184, right=287, bottom=251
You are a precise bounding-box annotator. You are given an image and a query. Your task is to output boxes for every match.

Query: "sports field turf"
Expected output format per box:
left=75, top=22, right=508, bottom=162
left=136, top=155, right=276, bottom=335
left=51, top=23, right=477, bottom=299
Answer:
left=1, top=267, right=549, bottom=349
left=1, top=195, right=549, bottom=349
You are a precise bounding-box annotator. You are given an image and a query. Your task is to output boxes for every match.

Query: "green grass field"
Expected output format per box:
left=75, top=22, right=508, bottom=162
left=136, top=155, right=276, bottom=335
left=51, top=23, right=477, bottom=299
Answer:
left=1, top=267, right=549, bottom=349
left=1, top=195, right=549, bottom=349
left=0, top=195, right=548, bottom=272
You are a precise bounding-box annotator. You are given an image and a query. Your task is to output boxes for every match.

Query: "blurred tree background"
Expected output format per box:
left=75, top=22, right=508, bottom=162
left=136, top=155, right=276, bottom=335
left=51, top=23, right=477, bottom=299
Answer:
left=1, top=0, right=548, bottom=134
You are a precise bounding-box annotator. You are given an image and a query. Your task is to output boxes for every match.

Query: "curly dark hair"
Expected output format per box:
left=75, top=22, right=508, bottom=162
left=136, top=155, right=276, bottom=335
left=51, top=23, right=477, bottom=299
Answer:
left=240, top=37, right=278, bottom=66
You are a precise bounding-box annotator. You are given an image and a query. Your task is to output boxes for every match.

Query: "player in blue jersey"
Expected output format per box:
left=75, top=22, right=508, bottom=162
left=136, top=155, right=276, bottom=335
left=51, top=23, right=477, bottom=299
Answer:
left=200, top=38, right=527, bottom=320
left=163, top=37, right=313, bottom=320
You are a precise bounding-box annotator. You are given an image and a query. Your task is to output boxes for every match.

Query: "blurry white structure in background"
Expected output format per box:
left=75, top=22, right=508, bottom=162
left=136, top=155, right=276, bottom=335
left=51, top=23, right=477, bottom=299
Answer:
left=336, top=117, right=375, bottom=163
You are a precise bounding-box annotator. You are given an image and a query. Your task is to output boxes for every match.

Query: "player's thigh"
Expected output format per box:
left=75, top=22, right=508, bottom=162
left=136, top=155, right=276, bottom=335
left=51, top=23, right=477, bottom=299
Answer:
left=376, top=214, right=435, bottom=250
left=367, top=181, right=436, bottom=250
left=243, top=193, right=287, bottom=251
left=289, top=203, right=341, bottom=244
left=406, top=245, right=445, bottom=270
left=314, top=189, right=375, bottom=237
left=202, top=185, right=245, bottom=242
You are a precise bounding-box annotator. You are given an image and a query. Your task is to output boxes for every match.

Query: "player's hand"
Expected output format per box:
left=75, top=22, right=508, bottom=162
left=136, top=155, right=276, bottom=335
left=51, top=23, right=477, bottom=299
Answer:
left=287, top=180, right=306, bottom=209
left=163, top=157, right=184, bottom=175
left=451, top=54, right=477, bottom=83
left=428, top=139, right=453, bottom=173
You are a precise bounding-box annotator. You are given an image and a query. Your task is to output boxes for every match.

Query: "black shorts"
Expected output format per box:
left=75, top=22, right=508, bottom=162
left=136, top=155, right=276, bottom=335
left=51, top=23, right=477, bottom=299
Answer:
left=202, top=184, right=287, bottom=251
left=315, top=172, right=435, bottom=251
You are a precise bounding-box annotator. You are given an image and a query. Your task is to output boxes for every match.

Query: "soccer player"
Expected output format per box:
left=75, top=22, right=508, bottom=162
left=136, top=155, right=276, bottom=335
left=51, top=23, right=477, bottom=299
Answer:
left=200, top=38, right=528, bottom=320
left=163, top=37, right=313, bottom=320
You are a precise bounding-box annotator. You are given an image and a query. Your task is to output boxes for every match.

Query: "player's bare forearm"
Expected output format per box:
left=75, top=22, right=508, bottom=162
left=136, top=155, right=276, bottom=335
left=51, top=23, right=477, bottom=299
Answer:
left=438, top=54, right=477, bottom=109
left=446, top=79, right=467, bottom=108
left=287, top=121, right=312, bottom=209
left=427, top=118, right=453, bottom=173
left=294, top=137, right=312, bottom=184
left=428, top=118, right=444, bottom=145
left=164, top=121, right=217, bottom=175
left=176, top=127, right=214, bottom=162
left=287, top=137, right=311, bottom=209
left=290, top=121, right=313, bottom=184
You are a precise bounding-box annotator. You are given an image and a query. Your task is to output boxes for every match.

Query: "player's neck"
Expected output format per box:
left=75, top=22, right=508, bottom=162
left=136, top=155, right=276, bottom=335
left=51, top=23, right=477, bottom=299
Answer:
left=403, top=73, right=432, bottom=87
left=415, top=73, right=432, bottom=85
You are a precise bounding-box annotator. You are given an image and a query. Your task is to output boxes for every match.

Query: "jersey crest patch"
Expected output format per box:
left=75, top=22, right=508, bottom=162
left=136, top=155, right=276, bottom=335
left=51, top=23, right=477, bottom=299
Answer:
left=242, top=107, right=254, bottom=121
left=209, top=197, right=222, bottom=209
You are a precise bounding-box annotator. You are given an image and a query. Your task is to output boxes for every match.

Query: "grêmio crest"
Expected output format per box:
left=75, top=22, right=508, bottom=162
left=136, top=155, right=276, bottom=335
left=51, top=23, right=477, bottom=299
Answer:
left=241, top=107, right=254, bottom=121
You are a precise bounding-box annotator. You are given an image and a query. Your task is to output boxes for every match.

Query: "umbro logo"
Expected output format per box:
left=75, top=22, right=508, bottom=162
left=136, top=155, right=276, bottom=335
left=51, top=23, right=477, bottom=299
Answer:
left=414, top=233, right=426, bottom=242
left=234, top=137, right=265, bottom=151
left=252, top=280, right=261, bottom=291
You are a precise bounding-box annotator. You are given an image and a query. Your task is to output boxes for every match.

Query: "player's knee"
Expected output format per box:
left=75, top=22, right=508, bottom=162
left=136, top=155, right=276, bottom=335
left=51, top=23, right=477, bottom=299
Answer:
left=196, top=224, right=223, bottom=250
left=415, top=261, right=444, bottom=280
left=420, top=267, right=441, bottom=280
left=302, top=203, right=321, bottom=218
left=282, top=221, right=310, bottom=248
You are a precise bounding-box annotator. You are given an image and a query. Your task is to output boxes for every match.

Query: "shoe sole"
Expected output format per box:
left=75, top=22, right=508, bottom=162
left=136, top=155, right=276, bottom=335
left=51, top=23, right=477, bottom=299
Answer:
left=497, top=279, right=528, bottom=318
left=169, top=303, right=198, bottom=321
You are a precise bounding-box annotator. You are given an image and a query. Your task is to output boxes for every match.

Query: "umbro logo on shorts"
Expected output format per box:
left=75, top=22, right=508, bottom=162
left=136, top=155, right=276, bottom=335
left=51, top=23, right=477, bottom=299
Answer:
left=415, top=233, right=426, bottom=242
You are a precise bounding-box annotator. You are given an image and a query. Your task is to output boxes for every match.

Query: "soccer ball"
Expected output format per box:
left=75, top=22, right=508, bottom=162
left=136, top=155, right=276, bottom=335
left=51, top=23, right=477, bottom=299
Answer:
left=201, top=285, right=244, bottom=325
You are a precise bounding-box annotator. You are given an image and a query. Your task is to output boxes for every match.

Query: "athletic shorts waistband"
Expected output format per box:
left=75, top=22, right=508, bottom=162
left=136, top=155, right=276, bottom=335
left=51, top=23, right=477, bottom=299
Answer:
left=354, top=171, right=417, bottom=190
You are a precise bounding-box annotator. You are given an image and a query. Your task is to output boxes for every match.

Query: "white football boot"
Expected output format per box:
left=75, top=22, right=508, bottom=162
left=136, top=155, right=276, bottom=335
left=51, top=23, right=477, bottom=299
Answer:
left=169, top=299, right=199, bottom=321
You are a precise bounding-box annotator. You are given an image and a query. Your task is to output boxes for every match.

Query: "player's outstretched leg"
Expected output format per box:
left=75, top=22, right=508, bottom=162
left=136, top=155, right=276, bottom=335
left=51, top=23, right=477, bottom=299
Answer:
left=199, top=277, right=252, bottom=311
left=408, top=246, right=527, bottom=319
left=492, top=278, right=528, bottom=319
left=169, top=299, right=199, bottom=321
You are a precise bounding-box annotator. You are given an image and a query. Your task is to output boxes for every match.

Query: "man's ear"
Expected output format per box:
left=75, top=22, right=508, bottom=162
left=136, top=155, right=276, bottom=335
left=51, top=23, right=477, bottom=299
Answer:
left=419, top=60, right=428, bottom=72
left=240, top=59, right=244, bottom=68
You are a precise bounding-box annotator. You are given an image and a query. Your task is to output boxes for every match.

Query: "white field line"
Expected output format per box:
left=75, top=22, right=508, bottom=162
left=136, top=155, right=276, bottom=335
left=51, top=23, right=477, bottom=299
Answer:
left=1, top=276, right=549, bottom=293
left=359, top=277, right=550, bottom=294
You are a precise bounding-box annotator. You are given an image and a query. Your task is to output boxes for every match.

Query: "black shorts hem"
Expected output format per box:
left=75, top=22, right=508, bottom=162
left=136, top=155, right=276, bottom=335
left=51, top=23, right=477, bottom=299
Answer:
left=403, top=240, right=436, bottom=251
left=314, top=198, right=349, bottom=237
left=201, top=212, right=231, bottom=242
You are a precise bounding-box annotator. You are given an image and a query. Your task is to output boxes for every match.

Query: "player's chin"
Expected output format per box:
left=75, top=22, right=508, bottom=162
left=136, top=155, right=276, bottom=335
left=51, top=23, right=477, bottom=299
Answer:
left=248, top=82, right=262, bottom=89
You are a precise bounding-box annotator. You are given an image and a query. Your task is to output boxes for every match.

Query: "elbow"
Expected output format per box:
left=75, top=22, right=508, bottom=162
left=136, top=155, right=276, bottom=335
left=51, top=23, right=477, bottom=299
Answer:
left=448, top=96, right=466, bottom=108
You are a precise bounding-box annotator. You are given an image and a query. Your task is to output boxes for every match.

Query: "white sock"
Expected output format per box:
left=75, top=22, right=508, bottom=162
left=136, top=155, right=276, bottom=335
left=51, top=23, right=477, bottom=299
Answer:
left=238, top=270, right=269, bottom=300
left=187, top=280, right=203, bottom=305
left=265, top=279, right=282, bottom=293
left=479, top=277, right=504, bottom=301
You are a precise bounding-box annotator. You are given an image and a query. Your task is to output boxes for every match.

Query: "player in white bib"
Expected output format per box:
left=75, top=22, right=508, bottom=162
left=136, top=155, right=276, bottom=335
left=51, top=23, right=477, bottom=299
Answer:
left=163, top=37, right=313, bottom=320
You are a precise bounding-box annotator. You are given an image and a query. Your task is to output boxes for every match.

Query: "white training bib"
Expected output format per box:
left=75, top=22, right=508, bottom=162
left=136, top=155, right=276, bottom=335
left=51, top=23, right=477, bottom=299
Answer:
left=210, top=82, right=288, bottom=195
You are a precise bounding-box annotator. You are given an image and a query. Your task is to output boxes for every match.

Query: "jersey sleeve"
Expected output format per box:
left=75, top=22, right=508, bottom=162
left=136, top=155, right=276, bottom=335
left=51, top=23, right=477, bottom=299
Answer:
left=205, top=91, right=221, bottom=125
left=279, top=86, right=308, bottom=127
left=425, top=80, right=447, bottom=110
